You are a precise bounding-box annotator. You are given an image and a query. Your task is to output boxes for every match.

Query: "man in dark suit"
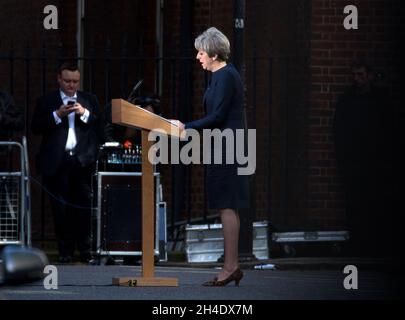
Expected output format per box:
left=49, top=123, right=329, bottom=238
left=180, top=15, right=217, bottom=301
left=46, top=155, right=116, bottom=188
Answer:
left=334, top=61, right=394, bottom=258
left=32, top=62, right=103, bottom=263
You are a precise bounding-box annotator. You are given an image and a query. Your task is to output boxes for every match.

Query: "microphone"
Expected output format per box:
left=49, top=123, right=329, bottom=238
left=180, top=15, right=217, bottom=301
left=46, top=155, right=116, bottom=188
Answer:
left=127, top=79, right=144, bottom=103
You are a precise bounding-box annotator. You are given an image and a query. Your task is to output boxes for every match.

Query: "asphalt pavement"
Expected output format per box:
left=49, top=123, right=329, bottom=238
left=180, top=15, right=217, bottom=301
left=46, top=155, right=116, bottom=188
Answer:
left=0, top=261, right=402, bottom=301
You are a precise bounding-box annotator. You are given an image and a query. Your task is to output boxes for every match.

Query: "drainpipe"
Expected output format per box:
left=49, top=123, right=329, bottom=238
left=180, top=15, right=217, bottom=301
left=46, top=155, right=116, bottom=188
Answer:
left=77, top=0, right=85, bottom=88
left=234, top=0, right=257, bottom=262
left=156, top=0, right=164, bottom=95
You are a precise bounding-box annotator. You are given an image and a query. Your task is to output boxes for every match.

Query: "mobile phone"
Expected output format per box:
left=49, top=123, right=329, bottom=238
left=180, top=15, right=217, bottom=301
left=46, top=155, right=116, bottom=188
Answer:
left=67, top=100, right=75, bottom=105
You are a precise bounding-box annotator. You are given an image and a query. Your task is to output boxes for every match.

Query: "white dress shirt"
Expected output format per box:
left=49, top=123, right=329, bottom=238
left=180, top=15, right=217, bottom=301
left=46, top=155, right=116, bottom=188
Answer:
left=53, top=91, right=90, bottom=151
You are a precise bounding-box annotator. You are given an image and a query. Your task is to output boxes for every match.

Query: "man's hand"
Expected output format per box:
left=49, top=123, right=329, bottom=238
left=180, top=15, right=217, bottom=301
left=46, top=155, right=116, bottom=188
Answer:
left=56, top=102, right=86, bottom=118
left=72, top=102, right=86, bottom=116
left=55, top=104, right=75, bottom=118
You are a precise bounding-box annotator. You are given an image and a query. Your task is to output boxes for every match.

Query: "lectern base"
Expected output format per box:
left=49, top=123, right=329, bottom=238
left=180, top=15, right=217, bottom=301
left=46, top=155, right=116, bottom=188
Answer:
left=112, top=277, right=179, bottom=287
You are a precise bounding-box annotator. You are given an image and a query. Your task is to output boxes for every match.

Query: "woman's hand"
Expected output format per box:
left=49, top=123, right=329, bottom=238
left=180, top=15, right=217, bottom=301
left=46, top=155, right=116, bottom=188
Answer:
left=169, top=119, right=185, bottom=131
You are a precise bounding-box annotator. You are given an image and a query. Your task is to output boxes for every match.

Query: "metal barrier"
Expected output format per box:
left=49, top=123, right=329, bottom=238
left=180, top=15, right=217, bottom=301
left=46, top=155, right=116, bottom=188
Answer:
left=0, top=137, right=31, bottom=247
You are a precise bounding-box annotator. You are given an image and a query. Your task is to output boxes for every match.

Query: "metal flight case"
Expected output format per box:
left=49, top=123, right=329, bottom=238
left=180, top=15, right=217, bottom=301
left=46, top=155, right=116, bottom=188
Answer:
left=91, top=143, right=166, bottom=264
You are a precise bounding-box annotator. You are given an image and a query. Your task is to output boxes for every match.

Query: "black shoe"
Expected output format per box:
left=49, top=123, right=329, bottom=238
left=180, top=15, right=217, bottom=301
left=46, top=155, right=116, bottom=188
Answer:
left=58, top=256, right=73, bottom=264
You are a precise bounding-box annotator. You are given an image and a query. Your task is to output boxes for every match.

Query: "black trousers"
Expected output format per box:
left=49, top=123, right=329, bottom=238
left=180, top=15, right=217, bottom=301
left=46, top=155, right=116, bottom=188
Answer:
left=43, top=152, right=93, bottom=258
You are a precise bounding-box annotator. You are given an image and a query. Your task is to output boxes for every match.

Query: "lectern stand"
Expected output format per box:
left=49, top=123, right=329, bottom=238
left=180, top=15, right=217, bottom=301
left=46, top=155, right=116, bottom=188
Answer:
left=110, top=99, right=180, bottom=287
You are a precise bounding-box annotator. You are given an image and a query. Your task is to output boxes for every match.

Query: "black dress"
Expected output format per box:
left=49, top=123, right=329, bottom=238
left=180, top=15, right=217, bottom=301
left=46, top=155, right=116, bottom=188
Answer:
left=185, top=64, right=250, bottom=210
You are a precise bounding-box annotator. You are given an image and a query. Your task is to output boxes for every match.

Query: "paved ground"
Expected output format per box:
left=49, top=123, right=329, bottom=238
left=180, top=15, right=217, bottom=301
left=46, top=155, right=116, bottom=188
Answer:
left=0, top=263, right=402, bottom=301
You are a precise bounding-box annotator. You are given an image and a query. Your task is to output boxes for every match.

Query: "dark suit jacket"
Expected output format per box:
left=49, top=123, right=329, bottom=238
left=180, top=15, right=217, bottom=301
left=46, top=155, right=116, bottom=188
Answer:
left=31, top=90, right=103, bottom=176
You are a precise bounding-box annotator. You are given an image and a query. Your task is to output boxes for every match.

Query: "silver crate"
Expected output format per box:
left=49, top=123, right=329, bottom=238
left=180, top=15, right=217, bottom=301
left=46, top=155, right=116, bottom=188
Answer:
left=271, top=231, right=349, bottom=243
left=270, top=231, right=349, bottom=257
left=185, top=221, right=269, bottom=263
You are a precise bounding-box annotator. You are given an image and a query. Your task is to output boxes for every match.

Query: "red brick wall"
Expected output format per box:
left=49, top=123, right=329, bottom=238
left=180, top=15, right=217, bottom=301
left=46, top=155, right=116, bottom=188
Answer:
left=306, top=0, right=400, bottom=229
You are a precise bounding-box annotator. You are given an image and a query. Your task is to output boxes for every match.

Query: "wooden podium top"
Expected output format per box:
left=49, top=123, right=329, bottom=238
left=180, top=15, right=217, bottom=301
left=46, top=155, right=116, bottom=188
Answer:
left=111, top=99, right=182, bottom=138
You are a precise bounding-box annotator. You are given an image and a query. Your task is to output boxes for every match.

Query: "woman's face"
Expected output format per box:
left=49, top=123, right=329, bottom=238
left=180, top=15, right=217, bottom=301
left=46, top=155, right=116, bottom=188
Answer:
left=196, top=50, right=213, bottom=71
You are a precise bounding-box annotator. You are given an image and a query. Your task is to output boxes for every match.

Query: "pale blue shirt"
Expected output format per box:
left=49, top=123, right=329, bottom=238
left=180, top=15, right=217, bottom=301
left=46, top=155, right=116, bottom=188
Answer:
left=53, top=91, right=90, bottom=151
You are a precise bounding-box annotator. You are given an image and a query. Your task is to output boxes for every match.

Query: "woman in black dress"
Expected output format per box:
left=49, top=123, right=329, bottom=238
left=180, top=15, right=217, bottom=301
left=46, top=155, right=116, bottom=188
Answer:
left=173, top=27, right=249, bottom=286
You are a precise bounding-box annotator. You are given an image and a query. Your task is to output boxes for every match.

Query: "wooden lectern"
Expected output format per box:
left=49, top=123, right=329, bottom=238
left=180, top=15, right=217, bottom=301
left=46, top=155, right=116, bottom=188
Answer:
left=110, top=99, right=181, bottom=287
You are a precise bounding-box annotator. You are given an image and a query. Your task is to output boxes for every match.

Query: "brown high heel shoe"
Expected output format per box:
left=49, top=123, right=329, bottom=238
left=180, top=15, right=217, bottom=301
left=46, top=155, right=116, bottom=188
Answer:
left=202, top=268, right=244, bottom=287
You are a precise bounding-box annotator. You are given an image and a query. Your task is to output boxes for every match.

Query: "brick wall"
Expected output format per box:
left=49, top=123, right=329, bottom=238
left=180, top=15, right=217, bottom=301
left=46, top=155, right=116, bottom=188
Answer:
left=306, top=0, right=401, bottom=229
